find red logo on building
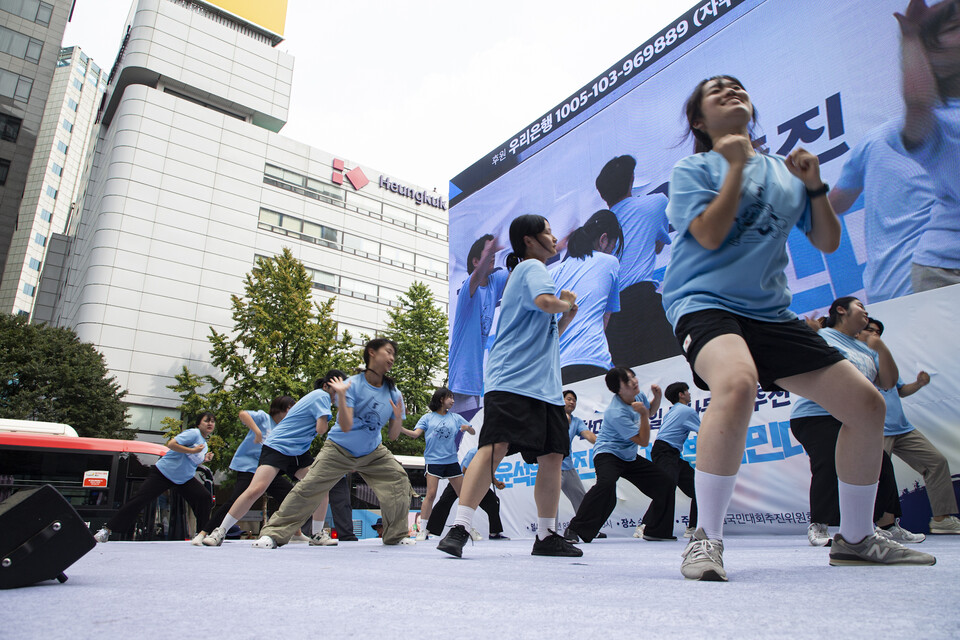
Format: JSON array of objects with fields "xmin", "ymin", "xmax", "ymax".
[{"xmin": 332, "ymin": 159, "xmax": 369, "ymax": 190}]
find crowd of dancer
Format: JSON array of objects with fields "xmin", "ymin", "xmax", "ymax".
[{"xmin": 94, "ymin": 7, "xmax": 960, "ymax": 579}]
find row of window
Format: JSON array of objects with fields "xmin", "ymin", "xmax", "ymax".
[
  {"xmin": 0, "ymin": 0, "xmax": 53, "ymax": 26},
  {"xmin": 263, "ymin": 164, "xmax": 448, "ymax": 240},
  {"xmin": 0, "ymin": 68, "xmax": 33, "ymax": 102},
  {"xmin": 0, "ymin": 24, "xmax": 43, "ymax": 63},
  {"xmin": 0, "ymin": 158, "xmax": 9, "ymax": 185},
  {"xmin": 258, "ymin": 208, "xmax": 447, "ymax": 279}
]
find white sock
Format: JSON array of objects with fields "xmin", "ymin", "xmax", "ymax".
[
  {"xmin": 695, "ymin": 469, "xmax": 738, "ymax": 541},
  {"xmin": 220, "ymin": 513, "xmax": 238, "ymax": 532},
  {"xmin": 454, "ymin": 505, "xmax": 476, "ymax": 529},
  {"xmin": 312, "ymin": 520, "xmax": 324, "ymax": 535},
  {"xmin": 537, "ymin": 518, "xmax": 556, "ymax": 540},
  {"xmin": 838, "ymin": 480, "xmax": 877, "ymax": 543}
]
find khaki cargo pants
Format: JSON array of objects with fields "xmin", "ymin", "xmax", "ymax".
[{"xmin": 260, "ymin": 441, "xmax": 412, "ymax": 545}]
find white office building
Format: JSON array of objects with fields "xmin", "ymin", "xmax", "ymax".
[
  {"xmin": 0, "ymin": 46, "xmax": 107, "ymax": 315},
  {"xmin": 40, "ymin": 0, "xmax": 449, "ymax": 436}
]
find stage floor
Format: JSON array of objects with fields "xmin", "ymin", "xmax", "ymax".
[{"xmin": 6, "ymin": 533, "xmax": 959, "ymax": 638}]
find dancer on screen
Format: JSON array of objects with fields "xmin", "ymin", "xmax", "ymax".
[{"xmin": 662, "ymin": 75, "xmax": 935, "ymax": 580}]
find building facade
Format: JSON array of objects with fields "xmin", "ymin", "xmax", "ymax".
[
  {"xmin": 42, "ymin": 0, "xmax": 449, "ymax": 437},
  {"xmin": 0, "ymin": 0, "xmax": 73, "ymax": 281},
  {"xmin": 0, "ymin": 46, "xmax": 106, "ymax": 315}
]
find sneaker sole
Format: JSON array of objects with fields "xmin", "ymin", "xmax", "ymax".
[
  {"xmin": 682, "ymin": 568, "xmax": 727, "ymax": 581},
  {"xmin": 437, "ymin": 541, "xmax": 464, "ymax": 558},
  {"xmin": 202, "ymin": 539, "xmax": 223, "ymax": 547},
  {"xmin": 642, "ymin": 535, "xmax": 678, "ymax": 542},
  {"xmin": 808, "ymin": 539, "xmax": 833, "ymax": 547},
  {"xmin": 531, "ymin": 549, "xmax": 584, "ymax": 557},
  {"xmin": 929, "ymin": 530, "xmax": 960, "ymax": 535}
]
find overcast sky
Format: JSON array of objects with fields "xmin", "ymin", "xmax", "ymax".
[{"xmin": 63, "ymin": 0, "xmax": 694, "ymax": 192}]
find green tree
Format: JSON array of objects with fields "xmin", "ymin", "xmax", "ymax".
[
  {"xmin": 379, "ymin": 281, "xmax": 448, "ymax": 456},
  {"xmin": 0, "ymin": 314, "xmax": 129, "ymax": 438},
  {"xmin": 163, "ymin": 249, "xmax": 361, "ymax": 472}
]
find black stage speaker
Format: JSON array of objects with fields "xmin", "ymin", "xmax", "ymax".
[{"xmin": 0, "ymin": 484, "xmax": 96, "ymax": 589}]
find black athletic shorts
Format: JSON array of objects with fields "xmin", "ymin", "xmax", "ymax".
[
  {"xmin": 479, "ymin": 391, "xmax": 569, "ymax": 464},
  {"xmin": 257, "ymin": 444, "xmax": 313, "ymax": 478},
  {"xmin": 674, "ymin": 309, "xmax": 844, "ymax": 392},
  {"xmin": 426, "ymin": 462, "xmax": 463, "ymax": 479}
]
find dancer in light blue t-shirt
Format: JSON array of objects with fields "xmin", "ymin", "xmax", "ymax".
[
  {"xmin": 650, "ymin": 382, "xmax": 700, "ymax": 539},
  {"xmin": 664, "ymin": 75, "xmax": 933, "ymax": 580},
  {"xmin": 558, "ymin": 390, "xmax": 597, "ymax": 523}
]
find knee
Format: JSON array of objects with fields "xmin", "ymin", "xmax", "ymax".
[
  {"xmin": 713, "ymin": 371, "xmax": 759, "ymax": 410},
  {"xmin": 860, "ymin": 387, "xmax": 886, "ymax": 427}
]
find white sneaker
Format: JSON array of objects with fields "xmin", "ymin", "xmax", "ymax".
[
  {"xmin": 309, "ymin": 529, "xmax": 338, "ymax": 546},
  {"xmin": 929, "ymin": 515, "xmax": 960, "ymax": 534},
  {"xmin": 470, "ymin": 528, "xmax": 483, "ymax": 541},
  {"xmin": 807, "ymin": 523, "xmax": 832, "ymax": 547},
  {"xmin": 680, "ymin": 528, "xmax": 726, "ymax": 581},
  {"xmin": 202, "ymin": 526, "xmax": 227, "ymax": 547},
  {"xmin": 190, "ymin": 532, "xmax": 206, "ymax": 546},
  {"xmin": 684, "ymin": 526, "xmax": 696, "ymax": 539},
  {"xmin": 93, "ymin": 527, "xmax": 110, "ymax": 543},
  {"xmin": 398, "ymin": 537, "xmax": 416, "ymax": 545},
  {"xmin": 252, "ymin": 535, "xmax": 277, "ymax": 549},
  {"xmin": 416, "ymin": 527, "xmax": 428, "ymax": 541},
  {"xmin": 290, "ymin": 530, "xmax": 310, "ymax": 543},
  {"xmin": 633, "ymin": 524, "xmax": 645, "ymax": 539},
  {"xmin": 876, "ymin": 520, "xmax": 925, "ymax": 544}
]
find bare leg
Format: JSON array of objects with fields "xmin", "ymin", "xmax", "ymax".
[
  {"xmin": 458, "ymin": 443, "xmax": 509, "ymax": 508},
  {"xmin": 534, "ymin": 453, "xmax": 563, "ymax": 519},
  {"xmin": 225, "ymin": 465, "xmax": 282, "ymax": 521},
  {"xmin": 420, "ymin": 474, "xmax": 440, "ymax": 521}
]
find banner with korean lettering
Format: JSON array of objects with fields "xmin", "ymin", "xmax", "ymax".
[{"xmin": 445, "ymin": 0, "xmax": 960, "ymax": 535}]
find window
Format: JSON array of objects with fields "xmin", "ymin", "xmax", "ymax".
[
  {"xmin": 0, "ymin": 68, "xmax": 33, "ymax": 102},
  {"xmin": 340, "ymin": 276, "xmax": 378, "ymax": 298},
  {"xmin": 258, "ymin": 208, "xmax": 280, "ymax": 226},
  {"xmin": 382, "ymin": 204, "xmax": 416, "ymax": 226},
  {"xmin": 16, "ymin": 309, "xmax": 29, "ymax": 317},
  {"xmin": 1, "ymin": 114, "xmax": 22, "ymax": 142},
  {"xmin": 305, "ymin": 177, "xmax": 343, "ymax": 201},
  {"xmin": 50, "ymin": 162, "xmax": 62, "ymax": 176},
  {"xmin": 45, "ymin": 185, "xmax": 57, "ymax": 199},
  {"xmin": 416, "ymin": 215, "xmax": 447, "ymax": 236},
  {"xmin": 34, "ymin": 233, "xmax": 46, "ymax": 247},
  {"xmin": 0, "ymin": 0, "xmax": 54, "ymax": 25},
  {"xmin": 56, "ymin": 140, "xmax": 67, "ymax": 154},
  {"xmin": 0, "ymin": 158, "xmax": 9, "ymax": 185},
  {"xmin": 302, "ymin": 220, "xmax": 338, "ymax": 245},
  {"xmin": 380, "ymin": 244, "xmax": 414, "ymax": 265},
  {"xmin": 72, "ymin": 78, "xmax": 82, "ymax": 91},
  {"xmin": 0, "ymin": 25, "xmax": 43, "ymax": 63},
  {"xmin": 415, "ymin": 254, "xmax": 447, "ymax": 274},
  {"xmin": 67, "ymin": 98, "xmax": 78, "ymax": 111},
  {"xmin": 307, "ymin": 268, "xmax": 337, "ymax": 290},
  {"xmin": 264, "ymin": 164, "xmax": 284, "ymax": 179},
  {"xmin": 282, "ymin": 168, "xmax": 305, "ymax": 187},
  {"xmin": 28, "ymin": 258, "xmax": 40, "ymax": 270},
  {"xmin": 342, "ymin": 233, "xmax": 379, "ymax": 255},
  {"xmin": 22, "ymin": 283, "xmax": 35, "ymax": 296},
  {"xmin": 39, "ymin": 208, "xmax": 52, "ymax": 222},
  {"xmin": 61, "ymin": 119, "xmax": 73, "ymax": 133}
]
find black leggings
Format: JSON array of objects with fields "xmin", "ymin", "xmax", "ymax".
[
  {"xmin": 651, "ymin": 439, "xmax": 697, "ymax": 528},
  {"xmin": 202, "ymin": 470, "xmax": 295, "ymax": 533},
  {"xmin": 108, "ymin": 466, "xmax": 212, "ymax": 534},
  {"xmin": 426, "ymin": 483, "xmax": 503, "ymax": 536},
  {"xmin": 790, "ymin": 415, "xmax": 901, "ymax": 524}
]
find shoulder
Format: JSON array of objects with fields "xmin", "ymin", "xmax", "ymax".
[{"xmin": 594, "ymin": 252, "xmax": 620, "ymax": 269}]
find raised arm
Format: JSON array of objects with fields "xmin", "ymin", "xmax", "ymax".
[
  {"xmin": 864, "ymin": 333, "xmax": 900, "ymax": 391},
  {"xmin": 648, "ymin": 384, "xmax": 663, "ymax": 416},
  {"xmin": 166, "ymin": 437, "xmax": 204, "ymax": 454},
  {"xmin": 538, "ymin": 290, "xmax": 578, "ymax": 335},
  {"xmin": 238, "ymin": 410, "xmax": 263, "ymax": 443},
  {"xmin": 896, "ymin": 2, "xmax": 939, "ymax": 149},
  {"xmin": 687, "ymin": 134, "xmax": 751, "ymax": 250},
  {"xmin": 786, "ymin": 148, "xmax": 841, "ymax": 253},
  {"xmin": 469, "ymin": 239, "xmax": 500, "ymax": 296},
  {"xmin": 628, "ymin": 403, "xmax": 652, "ymax": 447},
  {"xmin": 899, "ymin": 371, "xmax": 930, "ymax": 397}
]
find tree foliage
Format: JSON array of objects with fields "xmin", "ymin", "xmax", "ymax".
[
  {"xmin": 0, "ymin": 314, "xmax": 129, "ymax": 438},
  {"xmin": 163, "ymin": 249, "xmax": 361, "ymax": 472}
]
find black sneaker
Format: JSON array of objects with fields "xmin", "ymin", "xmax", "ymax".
[
  {"xmin": 563, "ymin": 527, "xmax": 581, "ymax": 543},
  {"xmin": 595, "ymin": 532, "xmax": 607, "ymax": 539},
  {"xmin": 488, "ymin": 532, "xmax": 511, "ymax": 540},
  {"xmin": 437, "ymin": 524, "xmax": 470, "ymax": 557},
  {"xmin": 532, "ymin": 531, "xmax": 584, "ymax": 557}
]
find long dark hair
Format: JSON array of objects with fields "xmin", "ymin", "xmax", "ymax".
[
  {"xmin": 566, "ymin": 209, "xmax": 623, "ymax": 260},
  {"xmin": 683, "ymin": 75, "xmax": 759, "ymax": 153},
  {"xmin": 825, "ymin": 296, "xmax": 859, "ymax": 328},
  {"xmin": 428, "ymin": 387, "xmax": 454, "ymax": 412},
  {"xmin": 505, "ymin": 214, "xmax": 548, "ymax": 271},
  {"xmin": 363, "ymin": 338, "xmax": 398, "ymax": 390}
]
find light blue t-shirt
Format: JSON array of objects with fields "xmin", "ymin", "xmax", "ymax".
[
  {"xmin": 484, "ymin": 259, "xmax": 563, "ymax": 405},
  {"xmin": 835, "ymin": 121, "xmax": 934, "ymax": 302},
  {"xmin": 156, "ymin": 427, "xmax": 208, "ymax": 485},
  {"xmin": 230, "ymin": 410, "xmax": 277, "ymax": 473},
  {"xmin": 910, "ymin": 100, "xmax": 960, "ymax": 269},
  {"xmin": 327, "ymin": 373, "xmax": 405, "ymax": 457},
  {"xmin": 263, "ymin": 389, "xmax": 332, "ymax": 457},
  {"xmin": 417, "ymin": 411, "xmax": 470, "ymax": 464},
  {"xmin": 448, "ymin": 269, "xmax": 509, "ymax": 396},
  {"xmin": 594, "ymin": 392, "xmax": 650, "ymax": 462},
  {"xmin": 461, "ymin": 447, "xmax": 478, "ymax": 471},
  {"xmin": 791, "ymin": 328, "xmax": 879, "ymax": 418},
  {"xmin": 882, "ymin": 378, "xmax": 915, "ymax": 437},
  {"xmin": 662, "ymin": 152, "xmax": 812, "ymax": 326},
  {"xmin": 656, "ymin": 403, "xmax": 700, "ymax": 451},
  {"xmin": 562, "ymin": 415, "xmax": 590, "ymax": 471},
  {"xmin": 609, "ymin": 194, "xmax": 671, "ymax": 290},
  {"xmin": 551, "ymin": 252, "xmax": 621, "ymax": 369}
]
